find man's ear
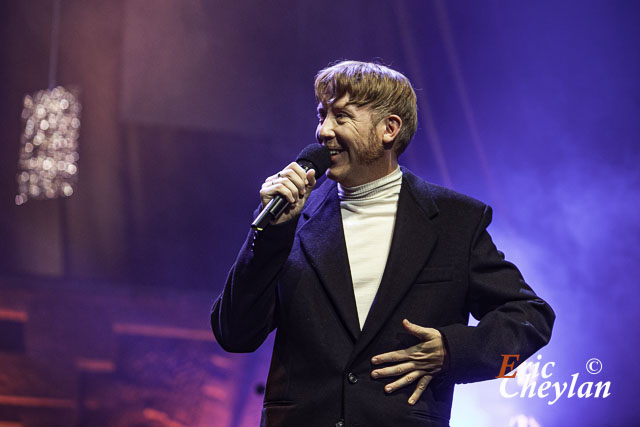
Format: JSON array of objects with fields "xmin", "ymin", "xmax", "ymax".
[{"xmin": 381, "ymin": 115, "xmax": 402, "ymax": 147}]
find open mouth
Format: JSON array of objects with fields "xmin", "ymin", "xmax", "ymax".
[{"xmin": 327, "ymin": 148, "xmax": 344, "ymax": 156}]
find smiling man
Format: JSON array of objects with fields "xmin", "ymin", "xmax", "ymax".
[
  {"xmin": 211, "ymin": 61, "xmax": 555, "ymax": 427},
  {"xmin": 317, "ymin": 93, "xmax": 400, "ymax": 186}
]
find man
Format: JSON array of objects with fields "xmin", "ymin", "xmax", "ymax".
[{"xmin": 211, "ymin": 61, "xmax": 555, "ymax": 427}]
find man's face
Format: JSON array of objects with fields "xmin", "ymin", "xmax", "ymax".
[{"xmin": 315, "ymin": 94, "xmax": 388, "ymax": 187}]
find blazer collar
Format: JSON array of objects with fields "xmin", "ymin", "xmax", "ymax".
[
  {"xmin": 349, "ymin": 167, "xmax": 439, "ymax": 362},
  {"xmin": 298, "ymin": 178, "xmax": 361, "ymax": 341}
]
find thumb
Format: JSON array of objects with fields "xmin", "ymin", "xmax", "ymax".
[
  {"xmin": 300, "ymin": 170, "xmax": 317, "ymax": 203},
  {"xmin": 306, "ymin": 169, "xmax": 317, "ymax": 188},
  {"xmin": 402, "ymin": 319, "xmax": 435, "ymax": 341}
]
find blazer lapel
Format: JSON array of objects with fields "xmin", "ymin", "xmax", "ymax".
[
  {"xmin": 298, "ymin": 182, "xmax": 361, "ymax": 342},
  {"xmin": 349, "ymin": 171, "xmax": 439, "ymax": 362}
]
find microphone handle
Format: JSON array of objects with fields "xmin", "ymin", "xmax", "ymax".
[{"xmin": 251, "ymin": 162, "xmax": 313, "ymax": 231}]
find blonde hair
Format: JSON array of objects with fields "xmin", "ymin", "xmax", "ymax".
[{"xmin": 314, "ymin": 60, "xmax": 418, "ymax": 155}]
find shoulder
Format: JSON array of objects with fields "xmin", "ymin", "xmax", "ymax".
[{"xmin": 400, "ymin": 166, "xmax": 488, "ymax": 219}]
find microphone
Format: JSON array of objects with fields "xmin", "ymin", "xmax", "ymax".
[{"xmin": 251, "ymin": 144, "xmax": 331, "ymax": 231}]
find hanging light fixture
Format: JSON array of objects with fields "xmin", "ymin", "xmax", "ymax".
[
  {"xmin": 16, "ymin": 87, "xmax": 81, "ymax": 205},
  {"xmin": 15, "ymin": 0, "xmax": 81, "ymax": 205}
]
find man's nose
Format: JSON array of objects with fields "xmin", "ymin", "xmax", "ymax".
[{"xmin": 316, "ymin": 119, "xmax": 335, "ymax": 143}]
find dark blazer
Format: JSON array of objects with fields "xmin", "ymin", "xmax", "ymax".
[{"xmin": 211, "ymin": 167, "xmax": 555, "ymax": 427}]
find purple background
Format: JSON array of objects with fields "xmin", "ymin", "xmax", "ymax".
[{"xmin": 0, "ymin": 0, "xmax": 638, "ymax": 426}]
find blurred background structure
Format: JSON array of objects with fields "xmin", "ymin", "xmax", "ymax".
[{"xmin": 1, "ymin": 0, "xmax": 639, "ymax": 426}]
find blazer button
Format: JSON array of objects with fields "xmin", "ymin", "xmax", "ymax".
[
  {"xmin": 335, "ymin": 420, "xmax": 344, "ymax": 427},
  {"xmin": 347, "ymin": 372, "xmax": 358, "ymax": 384}
]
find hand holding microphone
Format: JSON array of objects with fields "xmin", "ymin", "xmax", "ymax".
[{"xmin": 252, "ymin": 144, "xmax": 331, "ymax": 230}]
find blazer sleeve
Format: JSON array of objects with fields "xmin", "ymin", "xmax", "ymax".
[
  {"xmin": 210, "ymin": 216, "xmax": 299, "ymax": 353},
  {"xmin": 437, "ymin": 204, "xmax": 555, "ymax": 384}
]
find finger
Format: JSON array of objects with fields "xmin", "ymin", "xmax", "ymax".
[
  {"xmin": 382, "ymin": 370, "xmax": 427, "ymax": 394},
  {"xmin": 263, "ymin": 162, "xmax": 307, "ymax": 186},
  {"xmin": 371, "ymin": 349, "xmax": 410, "ymax": 365},
  {"xmin": 273, "ymin": 178, "xmax": 300, "ymax": 203},
  {"xmin": 408, "ymin": 375, "xmax": 432, "ymax": 405},
  {"xmin": 260, "ymin": 179, "xmax": 297, "ymax": 204},
  {"xmin": 287, "ymin": 162, "xmax": 309, "ymax": 183},
  {"xmin": 278, "ymin": 168, "xmax": 307, "ymax": 197},
  {"xmin": 371, "ymin": 361, "xmax": 416, "ymax": 379},
  {"xmin": 261, "ymin": 175, "xmax": 279, "ymax": 188}
]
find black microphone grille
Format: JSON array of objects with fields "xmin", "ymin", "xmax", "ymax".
[{"xmin": 296, "ymin": 144, "xmax": 331, "ymax": 176}]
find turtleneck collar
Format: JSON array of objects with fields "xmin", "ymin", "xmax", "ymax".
[{"xmin": 338, "ymin": 167, "xmax": 402, "ymax": 201}]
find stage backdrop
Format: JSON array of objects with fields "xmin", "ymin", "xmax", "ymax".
[{"xmin": 0, "ymin": 0, "xmax": 638, "ymax": 426}]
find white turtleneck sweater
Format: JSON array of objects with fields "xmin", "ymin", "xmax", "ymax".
[{"xmin": 338, "ymin": 167, "xmax": 402, "ymax": 330}]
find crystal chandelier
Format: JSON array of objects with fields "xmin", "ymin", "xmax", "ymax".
[{"xmin": 15, "ymin": 87, "xmax": 81, "ymax": 205}]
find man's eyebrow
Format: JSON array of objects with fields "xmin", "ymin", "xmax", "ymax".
[
  {"xmin": 336, "ymin": 102, "xmax": 358, "ymax": 111},
  {"xmin": 316, "ymin": 102, "xmax": 356, "ymax": 116}
]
